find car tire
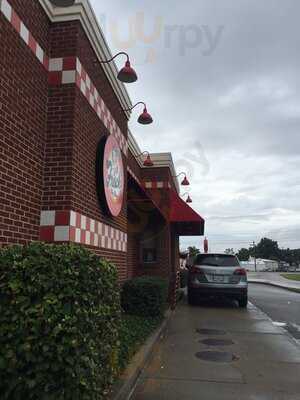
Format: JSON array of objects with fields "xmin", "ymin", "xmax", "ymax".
[
  {"xmin": 239, "ymin": 296, "xmax": 248, "ymax": 308},
  {"xmin": 188, "ymin": 291, "xmax": 196, "ymax": 306}
]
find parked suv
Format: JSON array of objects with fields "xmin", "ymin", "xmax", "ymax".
[{"xmin": 187, "ymin": 253, "xmax": 248, "ymax": 307}]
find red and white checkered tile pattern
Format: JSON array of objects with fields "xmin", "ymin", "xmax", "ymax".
[
  {"xmin": 75, "ymin": 59, "xmax": 128, "ymax": 155},
  {"xmin": 48, "ymin": 56, "xmax": 77, "ymax": 85},
  {"xmin": 1, "ymin": 0, "xmax": 128, "ymax": 156},
  {"xmin": 1, "ymin": 0, "xmax": 49, "ymax": 70},
  {"xmin": 48, "ymin": 57, "xmax": 128, "ymax": 155},
  {"xmin": 143, "ymin": 181, "xmax": 172, "ymax": 189},
  {"xmin": 40, "ymin": 210, "xmax": 127, "ymax": 253}
]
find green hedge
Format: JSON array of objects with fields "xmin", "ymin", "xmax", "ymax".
[
  {"xmin": 0, "ymin": 242, "xmax": 121, "ymax": 400},
  {"xmin": 118, "ymin": 314, "xmax": 162, "ymax": 371},
  {"xmin": 121, "ymin": 276, "xmax": 168, "ymax": 317}
]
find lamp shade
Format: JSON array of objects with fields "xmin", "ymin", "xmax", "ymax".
[
  {"xmin": 186, "ymin": 195, "xmax": 192, "ymax": 203},
  {"xmin": 143, "ymin": 154, "xmax": 154, "ymax": 167},
  {"xmin": 138, "ymin": 107, "xmax": 153, "ymax": 125},
  {"xmin": 181, "ymin": 176, "xmax": 190, "ymax": 186},
  {"xmin": 49, "ymin": 0, "xmax": 75, "ymax": 6},
  {"xmin": 117, "ymin": 60, "xmax": 138, "ymax": 83}
]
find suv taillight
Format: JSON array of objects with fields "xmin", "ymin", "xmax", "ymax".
[
  {"xmin": 234, "ymin": 268, "xmax": 247, "ymax": 276},
  {"xmin": 190, "ymin": 266, "xmax": 204, "ymax": 275}
]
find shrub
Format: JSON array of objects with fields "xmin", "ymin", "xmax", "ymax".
[
  {"xmin": 0, "ymin": 242, "xmax": 121, "ymax": 400},
  {"xmin": 118, "ymin": 314, "xmax": 162, "ymax": 371},
  {"xmin": 121, "ymin": 276, "xmax": 168, "ymax": 317},
  {"xmin": 176, "ymin": 289, "xmax": 184, "ymax": 303}
]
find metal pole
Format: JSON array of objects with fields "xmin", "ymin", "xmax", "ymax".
[{"xmin": 253, "ymin": 241, "xmax": 257, "ymax": 272}]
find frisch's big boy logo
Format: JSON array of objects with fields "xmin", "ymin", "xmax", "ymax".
[{"xmin": 96, "ymin": 135, "xmax": 124, "ymax": 217}]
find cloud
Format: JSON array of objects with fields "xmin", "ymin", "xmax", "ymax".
[
  {"xmin": 208, "ymin": 214, "xmax": 271, "ymax": 223},
  {"xmin": 90, "ymin": 0, "xmax": 300, "ymax": 252}
]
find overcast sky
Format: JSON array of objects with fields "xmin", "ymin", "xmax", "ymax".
[{"xmin": 90, "ymin": 0, "xmax": 300, "ymax": 253}]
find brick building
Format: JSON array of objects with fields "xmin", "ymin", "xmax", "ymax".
[{"xmin": 0, "ymin": 0, "xmax": 205, "ymax": 300}]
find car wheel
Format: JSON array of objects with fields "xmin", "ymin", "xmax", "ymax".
[{"xmin": 239, "ymin": 296, "xmax": 248, "ymax": 308}]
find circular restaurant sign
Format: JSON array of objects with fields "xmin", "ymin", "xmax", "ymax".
[{"xmin": 96, "ymin": 135, "xmax": 124, "ymax": 217}]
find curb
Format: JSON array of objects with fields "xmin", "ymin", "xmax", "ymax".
[
  {"xmin": 110, "ymin": 310, "xmax": 173, "ymax": 400},
  {"xmin": 248, "ymin": 279, "xmax": 300, "ymax": 294}
]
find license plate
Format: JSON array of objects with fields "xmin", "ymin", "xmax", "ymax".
[{"xmin": 212, "ymin": 275, "xmax": 224, "ymax": 283}]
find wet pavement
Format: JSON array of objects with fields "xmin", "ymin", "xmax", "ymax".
[
  {"xmin": 249, "ymin": 283, "xmax": 300, "ymax": 340},
  {"xmin": 130, "ymin": 299, "xmax": 300, "ymax": 400}
]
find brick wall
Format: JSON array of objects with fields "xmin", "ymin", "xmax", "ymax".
[
  {"xmin": 49, "ymin": 21, "xmax": 78, "ymax": 58},
  {"xmin": 127, "ymin": 177, "xmax": 172, "ymax": 281},
  {"xmin": 72, "ymin": 22, "xmax": 128, "ymax": 279},
  {"xmin": 44, "ymin": 19, "xmax": 128, "ymax": 279},
  {"xmin": 0, "ymin": 0, "xmax": 49, "ymax": 246},
  {"xmin": 71, "ymin": 89, "xmax": 128, "ymax": 280},
  {"xmin": 0, "ymin": 1, "xmax": 128, "ymax": 280},
  {"xmin": 128, "ymin": 224, "xmax": 171, "ymax": 279},
  {"xmin": 8, "ymin": 0, "xmax": 50, "ymax": 50},
  {"xmin": 127, "ymin": 233, "xmax": 139, "ymax": 279},
  {"xmin": 0, "ymin": 0, "xmax": 180, "ymax": 290},
  {"xmin": 127, "ymin": 178, "xmax": 171, "ymax": 278},
  {"xmin": 76, "ymin": 26, "xmax": 128, "ymax": 136},
  {"xmin": 42, "ymin": 85, "xmax": 75, "ymax": 211},
  {"xmin": 72, "ymin": 88, "xmax": 127, "ymax": 232}
]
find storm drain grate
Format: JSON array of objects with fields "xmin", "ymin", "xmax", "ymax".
[
  {"xmin": 196, "ymin": 328, "xmax": 227, "ymax": 336},
  {"xmin": 200, "ymin": 338, "xmax": 234, "ymax": 346},
  {"xmin": 195, "ymin": 351, "xmax": 239, "ymax": 363}
]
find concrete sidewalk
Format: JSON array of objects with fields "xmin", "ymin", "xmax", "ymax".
[
  {"xmin": 248, "ymin": 272, "xmax": 300, "ymax": 292},
  {"xmin": 131, "ymin": 300, "xmax": 300, "ymax": 400}
]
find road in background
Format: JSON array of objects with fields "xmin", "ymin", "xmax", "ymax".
[
  {"xmin": 248, "ymin": 272, "xmax": 300, "ymax": 291},
  {"xmin": 249, "ymin": 283, "xmax": 300, "ymax": 340}
]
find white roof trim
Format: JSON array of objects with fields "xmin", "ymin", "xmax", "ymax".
[
  {"xmin": 39, "ymin": 0, "xmax": 132, "ymax": 117},
  {"xmin": 128, "ymin": 129, "xmax": 143, "ymax": 165}
]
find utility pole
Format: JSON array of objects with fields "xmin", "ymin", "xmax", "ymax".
[{"xmin": 250, "ymin": 241, "xmax": 257, "ymax": 272}]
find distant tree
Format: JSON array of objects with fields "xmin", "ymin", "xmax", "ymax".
[
  {"xmin": 237, "ymin": 248, "xmax": 250, "ymax": 261},
  {"xmin": 188, "ymin": 246, "xmax": 200, "ymax": 258},
  {"xmin": 236, "ymin": 238, "xmax": 300, "ymax": 265},
  {"xmin": 224, "ymin": 248, "xmax": 235, "ymax": 255},
  {"xmin": 281, "ymin": 248, "xmax": 295, "ymax": 265},
  {"xmin": 255, "ymin": 238, "xmax": 280, "ymax": 260}
]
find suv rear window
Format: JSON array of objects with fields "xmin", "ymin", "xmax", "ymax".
[{"xmin": 194, "ymin": 254, "xmax": 239, "ymax": 267}]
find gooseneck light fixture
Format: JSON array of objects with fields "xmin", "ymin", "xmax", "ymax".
[
  {"xmin": 100, "ymin": 52, "xmax": 138, "ymax": 83},
  {"xmin": 181, "ymin": 192, "xmax": 193, "ymax": 203},
  {"xmin": 174, "ymin": 172, "xmax": 190, "ymax": 186},
  {"xmin": 123, "ymin": 102, "xmax": 153, "ymax": 125},
  {"xmin": 49, "ymin": 0, "xmax": 76, "ymax": 6},
  {"xmin": 136, "ymin": 151, "xmax": 154, "ymax": 167}
]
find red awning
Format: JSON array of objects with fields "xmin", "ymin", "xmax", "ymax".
[
  {"xmin": 129, "ymin": 173, "xmax": 205, "ymax": 236},
  {"xmin": 128, "ymin": 174, "xmax": 169, "ymax": 221},
  {"xmin": 169, "ymin": 190, "xmax": 205, "ymax": 236}
]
